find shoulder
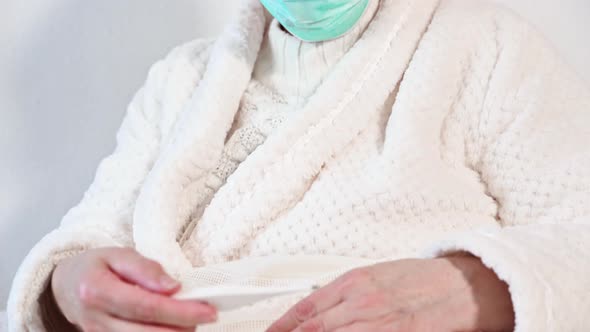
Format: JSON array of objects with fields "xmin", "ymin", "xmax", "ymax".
[
  {"xmin": 131, "ymin": 38, "xmax": 216, "ymax": 134},
  {"xmin": 430, "ymin": 0, "xmax": 547, "ymax": 51},
  {"xmin": 144, "ymin": 38, "xmax": 215, "ymax": 104},
  {"xmin": 422, "ymin": 0, "xmax": 563, "ymax": 84},
  {"xmin": 434, "ymin": 0, "xmax": 528, "ymax": 30},
  {"xmin": 145, "ymin": 38, "xmax": 216, "ymax": 91}
]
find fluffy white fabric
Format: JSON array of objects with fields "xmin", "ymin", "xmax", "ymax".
[
  {"xmin": 7, "ymin": 0, "xmax": 590, "ymax": 331},
  {"xmin": 179, "ymin": 0, "xmax": 380, "ymax": 250}
]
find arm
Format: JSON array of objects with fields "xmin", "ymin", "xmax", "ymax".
[
  {"xmin": 6, "ymin": 39, "xmax": 212, "ymax": 331},
  {"xmin": 426, "ymin": 18, "xmax": 590, "ymax": 332}
]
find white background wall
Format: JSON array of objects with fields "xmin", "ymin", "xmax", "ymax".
[{"xmin": 1, "ymin": 0, "xmax": 589, "ymax": 307}]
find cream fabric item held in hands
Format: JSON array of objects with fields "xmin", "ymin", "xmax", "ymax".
[{"xmin": 175, "ymin": 284, "xmax": 317, "ymax": 311}]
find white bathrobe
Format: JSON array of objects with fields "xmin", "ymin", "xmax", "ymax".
[{"xmin": 7, "ymin": 0, "xmax": 590, "ymax": 331}]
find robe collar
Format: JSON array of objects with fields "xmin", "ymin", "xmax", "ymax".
[{"xmin": 133, "ymin": 0, "xmax": 440, "ymax": 275}]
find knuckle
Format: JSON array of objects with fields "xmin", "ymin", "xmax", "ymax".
[
  {"xmin": 393, "ymin": 312, "xmax": 419, "ymax": 332},
  {"xmin": 79, "ymin": 318, "xmax": 104, "ymax": 332},
  {"xmin": 345, "ymin": 268, "xmax": 372, "ymax": 283},
  {"xmin": 77, "ymin": 281, "xmax": 99, "ymax": 307},
  {"xmin": 393, "ymin": 306, "xmax": 410, "ymax": 317},
  {"xmin": 300, "ymin": 319, "xmax": 325, "ymax": 332},
  {"xmin": 293, "ymin": 299, "xmax": 316, "ymax": 322},
  {"xmin": 338, "ymin": 269, "xmax": 372, "ymax": 294},
  {"xmin": 78, "ymin": 270, "xmax": 110, "ymax": 307},
  {"xmin": 342, "ymin": 269, "xmax": 371, "ymax": 287},
  {"xmin": 134, "ymin": 297, "xmax": 158, "ymax": 320},
  {"xmin": 355, "ymin": 292, "xmax": 386, "ymax": 310}
]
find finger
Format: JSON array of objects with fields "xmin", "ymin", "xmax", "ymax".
[
  {"xmin": 332, "ymin": 305, "xmax": 443, "ymax": 332},
  {"xmin": 333, "ymin": 321, "xmax": 383, "ymax": 332},
  {"xmin": 104, "ymin": 314, "xmax": 196, "ymax": 332},
  {"xmin": 104, "ymin": 248, "xmax": 180, "ymax": 293},
  {"xmin": 83, "ymin": 270, "xmax": 217, "ymax": 327},
  {"xmin": 267, "ymin": 269, "xmax": 370, "ymax": 332},
  {"xmin": 332, "ymin": 311, "xmax": 410, "ymax": 332},
  {"xmin": 293, "ymin": 294, "xmax": 392, "ymax": 332},
  {"xmin": 267, "ymin": 289, "xmax": 339, "ymax": 331}
]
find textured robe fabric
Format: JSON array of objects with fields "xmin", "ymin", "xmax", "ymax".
[{"xmin": 7, "ymin": 0, "xmax": 590, "ymax": 330}]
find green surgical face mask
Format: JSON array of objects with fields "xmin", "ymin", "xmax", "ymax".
[{"xmin": 260, "ymin": 0, "xmax": 370, "ymax": 42}]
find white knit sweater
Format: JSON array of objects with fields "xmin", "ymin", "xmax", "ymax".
[{"xmin": 7, "ymin": 0, "xmax": 590, "ymax": 331}]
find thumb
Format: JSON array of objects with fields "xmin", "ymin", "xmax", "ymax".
[{"xmin": 103, "ymin": 248, "xmax": 180, "ymax": 294}]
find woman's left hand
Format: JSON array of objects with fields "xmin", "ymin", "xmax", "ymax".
[{"xmin": 267, "ymin": 256, "xmax": 514, "ymax": 332}]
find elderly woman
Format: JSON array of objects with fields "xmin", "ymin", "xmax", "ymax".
[{"xmin": 7, "ymin": 0, "xmax": 590, "ymax": 331}]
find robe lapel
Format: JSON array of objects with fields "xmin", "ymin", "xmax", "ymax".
[
  {"xmin": 133, "ymin": 0, "xmax": 268, "ymax": 276},
  {"xmin": 197, "ymin": 0, "xmax": 441, "ymax": 263}
]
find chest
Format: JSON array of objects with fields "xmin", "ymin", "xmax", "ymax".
[{"xmin": 186, "ymin": 99, "xmax": 498, "ymax": 265}]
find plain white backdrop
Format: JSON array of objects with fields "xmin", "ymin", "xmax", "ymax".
[{"xmin": 1, "ymin": 0, "xmax": 589, "ymax": 307}]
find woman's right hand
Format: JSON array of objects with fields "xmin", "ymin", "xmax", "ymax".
[{"xmin": 51, "ymin": 247, "xmax": 217, "ymax": 332}]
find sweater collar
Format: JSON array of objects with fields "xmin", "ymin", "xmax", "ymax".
[{"xmin": 253, "ymin": 0, "xmax": 381, "ymax": 100}]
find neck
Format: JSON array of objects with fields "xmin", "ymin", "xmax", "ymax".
[{"xmin": 253, "ymin": 0, "xmax": 381, "ymax": 100}]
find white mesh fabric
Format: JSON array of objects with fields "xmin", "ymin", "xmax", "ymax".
[{"xmin": 177, "ymin": 255, "xmax": 376, "ymax": 331}]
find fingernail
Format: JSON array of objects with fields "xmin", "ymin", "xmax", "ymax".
[
  {"xmin": 201, "ymin": 305, "xmax": 218, "ymax": 322},
  {"xmin": 160, "ymin": 276, "xmax": 179, "ymax": 289},
  {"xmin": 208, "ymin": 312, "xmax": 218, "ymax": 322}
]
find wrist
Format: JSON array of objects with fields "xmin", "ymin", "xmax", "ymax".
[
  {"xmin": 41, "ymin": 267, "xmax": 79, "ymax": 331},
  {"xmin": 442, "ymin": 254, "xmax": 515, "ymax": 332}
]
